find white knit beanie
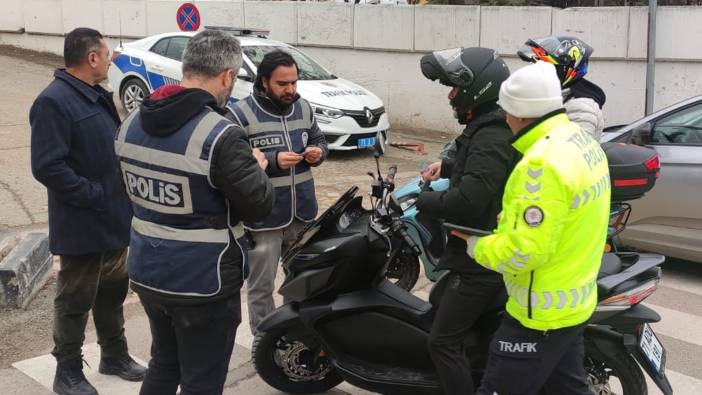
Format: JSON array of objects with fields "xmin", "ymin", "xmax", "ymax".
[{"xmin": 497, "ymin": 61, "xmax": 563, "ymax": 119}]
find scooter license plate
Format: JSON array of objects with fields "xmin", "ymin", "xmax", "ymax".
[
  {"xmin": 639, "ymin": 323, "xmax": 666, "ymax": 375},
  {"xmin": 357, "ymin": 137, "xmax": 376, "ymax": 148}
]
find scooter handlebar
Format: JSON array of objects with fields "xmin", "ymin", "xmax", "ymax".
[{"xmin": 397, "ymin": 225, "xmax": 421, "ymax": 256}]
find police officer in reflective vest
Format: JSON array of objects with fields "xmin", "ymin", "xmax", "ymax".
[
  {"xmin": 228, "ymin": 50, "xmax": 328, "ymax": 333},
  {"xmin": 115, "ymin": 30, "xmax": 274, "ymax": 394},
  {"xmin": 453, "ymin": 62, "xmax": 610, "ymax": 394}
]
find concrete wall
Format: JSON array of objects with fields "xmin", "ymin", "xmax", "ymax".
[{"xmin": 1, "ymin": 1, "xmax": 701, "ymax": 132}]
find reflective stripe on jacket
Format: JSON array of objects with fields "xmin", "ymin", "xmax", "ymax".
[{"xmin": 473, "ymin": 111, "xmax": 610, "ymax": 331}]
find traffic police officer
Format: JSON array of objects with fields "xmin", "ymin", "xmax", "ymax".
[
  {"xmin": 115, "ymin": 30, "xmax": 274, "ymax": 394},
  {"xmin": 228, "ymin": 50, "xmax": 328, "ymax": 333},
  {"xmin": 454, "ymin": 61, "xmax": 610, "ymax": 394}
]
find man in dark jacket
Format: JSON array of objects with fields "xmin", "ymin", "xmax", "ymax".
[
  {"xmin": 114, "ymin": 30, "xmax": 274, "ymax": 394},
  {"xmin": 30, "ymin": 27, "xmax": 146, "ymax": 395},
  {"xmin": 227, "ymin": 50, "xmax": 328, "ymax": 333},
  {"xmin": 416, "ymin": 48, "xmax": 517, "ymax": 394}
]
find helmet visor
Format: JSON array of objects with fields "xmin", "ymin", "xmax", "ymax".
[
  {"xmin": 523, "ymin": 37, "xmax": 564, "ymax": 65},
  {"xmin": 517, "ymin": 44, "xmax": 537, "ymax": 62},
  {"xmin": 529, "ymin": 36, "xmax": 563, "ymax": 54},
  {"xmin": 432, "ymin": 48, "xmax": 474, "ymax": 87}
]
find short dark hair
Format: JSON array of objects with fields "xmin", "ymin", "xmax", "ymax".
[
  {"xmin": 255, "ymin": 50, "xmax": 298, "ymax": 91},
  {"xmin": 64, "ymin": 28, "xmax": 104, "ymax": 68}
]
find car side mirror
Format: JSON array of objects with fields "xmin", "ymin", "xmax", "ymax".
[
  {"xmin": 237, "ymin": 68, "xmax": 253, "ymax": 82},
  {"xmin": 630, "ymin": 122, "xmax": 653, "ymax": 145}
]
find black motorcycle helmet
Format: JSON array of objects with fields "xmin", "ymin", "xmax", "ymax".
[{"xmin": 420, "ymin": 47, "xmax": 510, "ymax": 124}]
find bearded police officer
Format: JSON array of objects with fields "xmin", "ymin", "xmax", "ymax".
[
  {"xmin": 454, "ymin": 61, "xmax": 610, "ymax": 394},
  {"xmin": 227, "ymin": 50, "xmax": 328, "ymax": 333},
  {"xmin": 115, "ymin": 30, "xmax": 274, "ymax": 394}
]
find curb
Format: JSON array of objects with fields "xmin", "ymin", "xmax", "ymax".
[{"xmin": 0, "ymin": 232, "xmax": 52, "ymax": 308}]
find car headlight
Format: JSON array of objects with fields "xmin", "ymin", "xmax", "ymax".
[
  {"xmin": 399, "ymin": 197, "xmax": 417, "ymax": 212},
  {"xmin": 310, "ymin": 103, "xmax": 344, "ymax": 119}
]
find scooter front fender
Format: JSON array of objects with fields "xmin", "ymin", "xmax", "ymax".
[{"xmin": 257, "ymin": 303, "xmax": 303, "ymax": 333}]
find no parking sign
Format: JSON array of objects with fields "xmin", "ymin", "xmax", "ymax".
[{"xmin": 176, "ymin": 3, "xmax": 200, "ymax": 32}]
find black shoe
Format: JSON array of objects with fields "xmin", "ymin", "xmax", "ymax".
[
  {"xmin": 53, "ymin": 358, "xmax": 98, "ymax": 395},
  {"xmin": 98, "ymin": 354, "xmax": 147, "ymax": 382}
]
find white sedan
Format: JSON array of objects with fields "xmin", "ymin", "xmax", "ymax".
[{"xmin": 108, "ymin": 27, "xmax": 389, "ymax": 150}]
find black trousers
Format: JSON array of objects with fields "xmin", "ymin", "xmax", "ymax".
[
  {"xmin": 139, "ymin": 293, "xmax": 242, "ymax": 395},
  {"xmin": 428, "ymin": 273, "xmax": 505, "ymax": 395},
  {"xmin": 476, "ymin": 315, "xmax": 591, "ymax": 395},
  {"xmin": 52, "ymin": 249, "xmax": 129, "ymax": 363}
]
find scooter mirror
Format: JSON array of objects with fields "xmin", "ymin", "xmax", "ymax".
[{"xmin": 374, "ymin": 137, "xmax": 384, "ymax": 156}]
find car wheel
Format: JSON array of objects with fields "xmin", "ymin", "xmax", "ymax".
[{"xmin": 121, "ymin": 78, "xmax": 148, "ymax": 113}]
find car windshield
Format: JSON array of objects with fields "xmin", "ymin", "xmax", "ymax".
[{"xmin": 243, "ymin": 45, "xmax": 335, "ymax": 81}]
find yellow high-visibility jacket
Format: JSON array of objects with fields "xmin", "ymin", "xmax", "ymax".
[{"xmin": 472, "ymin": 111, "xmax": 610, "ymax": 331}]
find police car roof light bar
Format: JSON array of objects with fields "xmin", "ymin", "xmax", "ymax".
[{"xmin": 204, "ymin": 26, "xmax": 270, "ymax": 38}]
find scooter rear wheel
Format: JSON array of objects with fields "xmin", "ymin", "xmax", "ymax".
[
  {"xmin": 253, "ymin": 328, "xmax": 343, "ymax": 394},
  {"xmin": 585, "ymin": 351, "xmax": 647, "ymax": 395}
]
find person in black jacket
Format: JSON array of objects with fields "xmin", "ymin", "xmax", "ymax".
[
  {"xmin": 416, "ymin": 47, "xmax": 517, "ymax": 395},
  {"xmin": 30, "ymin": 28, "xmax": 146, "ymax": 395},
  {"xmin": 114, "ymin": 30, "xmax": 274, "ymax": 395}
]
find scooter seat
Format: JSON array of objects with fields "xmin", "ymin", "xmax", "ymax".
[
  {"xmin": 598, "ymin": 253, "xmax": 623, "ymax": 279},
  {"xmin": 429, "ymin": 272, "xmax": 507, "ymax": 312}
]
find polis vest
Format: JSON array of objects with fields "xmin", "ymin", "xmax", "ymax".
[
  {"xmin": 228, "ymin": 96, "xmax": 318, "ymax": 230},
  {"xmin": 115, "ymin": 107, "xmax": 246, "ymax": 296}
]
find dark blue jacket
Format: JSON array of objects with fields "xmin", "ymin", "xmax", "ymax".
[{"xmin": 30, "ymin": 69, "xmax": 132, "ymax": 255}]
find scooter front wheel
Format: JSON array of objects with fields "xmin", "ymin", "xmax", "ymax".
[
  {"xmin": 253, "ymin": 328, "xmax": 343, "ymax": 394},
  {"xmin": 386, "ymin": 253, "xmax": 420, "ymax": 291}
]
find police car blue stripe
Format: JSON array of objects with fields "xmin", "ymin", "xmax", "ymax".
[
  {"xmin": 146, "ymin": 72, "xmax": 166, "ymax": 91},
  {"xmin": 113, "ymin": 54, "xmax": 151, "ymax": 89},
  {"xmin": 113, "ymin": 54, "xmax": 180, "ymax": 91}
]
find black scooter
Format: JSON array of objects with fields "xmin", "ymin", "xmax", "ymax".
[{"xmin": 253, "ymin": 147, "xmax": 673, "ymax": 395}]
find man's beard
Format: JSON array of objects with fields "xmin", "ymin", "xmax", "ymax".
[
  {"xmin": 217, "ymin": 81, "xmax": 234, "ymax": 108},
  {"xmin": 267, "ymin": 90, "xmax": 295, "ymax": 109}
]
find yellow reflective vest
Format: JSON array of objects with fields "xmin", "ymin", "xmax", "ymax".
[{"xmin": 472, "ymin": 111, "xmax": 610, "ymax": 331}]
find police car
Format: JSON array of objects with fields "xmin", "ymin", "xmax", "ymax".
[{"xmin": 107, "ymin": 27, "xmax": 389, "ymax": 150}]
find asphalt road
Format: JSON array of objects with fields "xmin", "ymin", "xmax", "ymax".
[{"xmin": 0, "ymin": 48, "xmax": 700, "ymax": 394}]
